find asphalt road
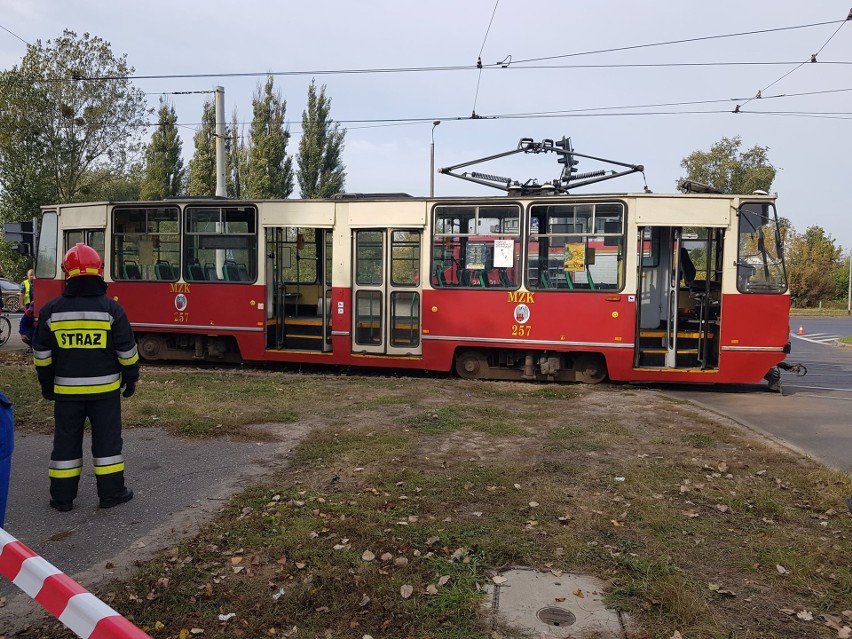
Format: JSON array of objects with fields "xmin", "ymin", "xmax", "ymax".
[
  {"xmin": 0, "ymin": 338, "xmax": 309, "ymax": 632},
  {"xmin": 661, "ymin": 316, "xmax": 852, "ymax": 472}
]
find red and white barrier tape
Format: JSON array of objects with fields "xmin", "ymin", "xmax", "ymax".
[{"xmin": 0, "ymin": 528, "xmax": 151, "ymax": 639}]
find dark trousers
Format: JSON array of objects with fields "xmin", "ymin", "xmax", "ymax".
[{"xmin": 50, "ymin": 394, "xmax": 125, "ymax": 502}]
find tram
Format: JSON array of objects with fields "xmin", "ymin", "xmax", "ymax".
[{"xmin": 31, "ymin": 138, "xmax": 791, "ymax": 385}]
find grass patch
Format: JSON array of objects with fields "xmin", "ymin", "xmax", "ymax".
[{"xmin": 5, "ymin": 356, "xmax": 850, "ymax": 639}]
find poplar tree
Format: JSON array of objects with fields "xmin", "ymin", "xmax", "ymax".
[
  {"xmin": 296, "ymin": 80, "xmax": 346, "ymax": 199},
  {"xmin": 140, "ymin": 97, "xmax": 184, "ymax": 200},
  {"xmin": 227, "ymin": 110, "xmax": 247, "ymax": 198},
  {"xmin": 187, "ymin": 100, "xmax": 217, "ymax": 196},
  {"xmin": 245, "ymin": 76, "xmax": 293, "ymax": 199}
]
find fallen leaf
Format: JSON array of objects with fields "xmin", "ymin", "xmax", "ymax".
[
  {"xmin": 190, "ymin": 630, "xmax": 205, "ymax": 635},
  {"xmin": 359, "ymin": 594, "xmax": 370, "ymax": 607},
  {"xmin": 492, "ymin": 576, "xmax": 508, "ymax": 585},
  {"xmin": 426, "ymin": 584, "xmax": 438, "ymax": 595},
  {"xmin": 776, "ymin": 564, "xmax": 788, "ymax": 574},
  {"xmin": 574, "ymin": 589, "xmax": 584, "ymax": 598},
  {"xmin": 400, "ymin": 584, "xmax": 414, "ymax": 599},
  {"xmin": 438, "ymin": 575, "xmax": 450, "ymax": 586},
  {"xmin": 394, "ymin": 556, "xmax": 409, "ymax": 567},
  {"xmin": 670, "ymin": 632, "xmax": 684, "ymax": 639},
  {"xmin": 837, "ymin": 628, "xmax": 851, "ymax": 639},
  {"xmin": 529, "ymin": 501, "xmax": 539, "ymax": 508},
  {"xmin": 718, "ymin": 461, "xmax": 728, "ymax": 472},
  {"xmin": 715, "ymin": 504, "xmax": 730, "ymax": 513},
  {"xmin": 380, "ymin": 552, "xmax": 393, "ymax": 561},
  {"xmin": 218, "ymin": 613, "xmax": 236, "ymax": 622},
  {"xmin": 155, "ymin": 621, "xmax": 165, "ymax": 631},
  {"xmin": 361, "ymin": 550, "xmax": 375, "ymax": 561},
  {"xmin": 796, "ymin": 610, "xmax": 813, "ymax": 621},
  {"xmin": 708, "ymin": 583, "xmax": 720, "ymax": 591}
]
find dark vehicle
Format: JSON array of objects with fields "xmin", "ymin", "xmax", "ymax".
[{"xmin": 0, "ymin": 278, "xmax": 21, "ymax": 313}]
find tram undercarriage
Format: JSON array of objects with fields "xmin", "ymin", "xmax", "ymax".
[
  {"xmin": 137, "ymin": 332, "xmax": 243, "ymax": 364},
  {"xmin": 454, "ymin": 348, "xmax": 607, "ymax": 383}
]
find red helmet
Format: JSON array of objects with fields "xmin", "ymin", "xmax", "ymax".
[{"xmin": 63, "ymin": 243, "xmax": 103, "ymax": 279}]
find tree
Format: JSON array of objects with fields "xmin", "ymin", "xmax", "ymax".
[
  {"xmin": 0, "ymin": 30, "xmax": 148, "ymax": 207},
  {"xmin": 245, "ymin": 76, "xmax": 293, "ymax": 199},
  {"xmin": 297, "ymin": 80, "xmax": 346, "ymax": 199},
  {"xmin": 679, "ymin": 136, "xmax": 775, "ymax": 194},
  {"xmin": 187, "ymin": 100, "xmax": 217, "ymax": 196},
  {"xmin": 140, "ymin": 98, "xmax": 184, "ymax": 200},
  {"xmin": 227, "ymin": 110, "xmax": 247, "ymax": 198},
  {"xmin": 786, "ymin": 226, "xmax": 843, "ymax": 307}
]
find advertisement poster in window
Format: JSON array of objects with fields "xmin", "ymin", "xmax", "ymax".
[
  {"xmin": 465, "ymin": 242, "xmax": 487, "ymax": 270},
  {"xmin": 493, "ymin": 239, "xmax": 514, "ymax": 268},
  {"xmin": 564, "ymin": 243, "xmax": 586, "ymax": 272}
]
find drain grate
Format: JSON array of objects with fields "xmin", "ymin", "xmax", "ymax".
[{"xmin": 537, "ymin": 606, "xmax": 576, "ymax": 627}]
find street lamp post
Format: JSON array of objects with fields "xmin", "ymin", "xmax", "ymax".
[{"xmin": 430, "ymin": 120, "xmax": 441, "ymax": 197}]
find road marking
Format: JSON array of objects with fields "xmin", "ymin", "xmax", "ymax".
[{"xmin": 792, "ymin": 333, "xmax": 840, "ymax": 345}]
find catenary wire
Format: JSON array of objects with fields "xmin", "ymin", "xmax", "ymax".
[
  {"xmin": 737, "ymin": 17, "xmax": 849, "ymax": 110},
  {"xmin": 472, "ymin": 0, "xmax": 501, "ymax": 117}
]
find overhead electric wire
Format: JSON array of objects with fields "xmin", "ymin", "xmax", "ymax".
[
  {"xmin": 737, "ymin": 16, "xmax": 849, "ymax": 109},
  {"xmin": 0, "ymin": 22, "xmax": 30, "ymax": 47},
  {"xmin": 508, "ymin": 19, "xmax": 847, "ymax": 65},
  {"xmin": 472, "ymin": 0, "xmax": 501, "ymax": 117},
  {"xmin": 4, "ymin": 18, "xmax": 846, "ymax": 83}
]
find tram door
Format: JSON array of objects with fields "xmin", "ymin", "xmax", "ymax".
[
  {"xmin": 351, "ymin": 229, "xmax": 422, "ymax": 356},
  {"xmin": 266, "ymin": 227, "xmax": 332, "ymax": 352},
  {"xmin": 635, "ymin": 226, "xmax": 723, "ymax": 370}
]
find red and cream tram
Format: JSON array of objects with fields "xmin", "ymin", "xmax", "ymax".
[{"xmin": 31, "ymin": 183, "xmax": 790, "ymax": 385}]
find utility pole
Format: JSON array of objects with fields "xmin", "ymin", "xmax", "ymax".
[
  {"xmin": 847, "ymin": 250, "xmax": 851, "ymax": 315},
  {"xmin": 214, "ymin": 86, "xmax": 227, "ymax": 197},
  {"xmin": 430, "ymin": 120, "xmax": 440, "ymax": 197}
]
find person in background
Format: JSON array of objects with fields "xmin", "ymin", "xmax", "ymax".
[
  {"xmin": 19, "ymin": 304, "xmax": 35, "ymax": 346},
  {"xmin": 32, "ymin": 244, "xmax": 139, "ymax": 512},
  {"xmin": 19, "ymin": 269, "xmax": 34, "ymax": 308}
]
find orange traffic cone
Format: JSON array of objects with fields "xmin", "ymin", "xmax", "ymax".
[{"xmin": 797, "ymin": 324, "xmax": 805, "ymax": 335}]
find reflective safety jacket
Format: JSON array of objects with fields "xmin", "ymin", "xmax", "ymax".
[
  {"xmin": 21, "ymin": 278, "xmax": 33, "ymax": 305},
  {"xmin": 33, "ymin": 277, "xmax": 139, "ymax": 400}
]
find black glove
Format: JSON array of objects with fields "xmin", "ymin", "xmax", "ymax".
[
  {"xmin": 122, "ymin": 381, "xmax": 136, "ymax": 398},
  {"xmin": 40, "ymin": 383, "xmax": 55, "ymax": 401}
]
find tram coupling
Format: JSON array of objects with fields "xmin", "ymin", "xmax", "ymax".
[{"xmin": 778, "ymin": 361, "xmax": 807, "ymax": 377}]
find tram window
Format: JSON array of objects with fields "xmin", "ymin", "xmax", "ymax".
[
  {"xmin": 431, "ymin": 204, "xmax": 520, "ymax": 289},
  {"xmin": 391, "ymin": 230, "xmax": 421, "ymax": 286},
  {"xmin": 113, "ymin": 207, "xmax": 180, "ymax": 281},
  {"xmin": 737, "ymin": 202, "xmax": 787, "ymax": 293},
  {"xmin": 65, "ymin": 230, "xmax": 105, "ymax": 266},
  {"xmin": 184, "ymin": 205, "xmax": 257, "ymax": 283},
  {"xmin": 527, "ymin": 203, "xmax": 624, "ymax": 292},
  {"xmin": 356, "ymin": 231, "xmax": 383, "ymax": 285},
  {"xmin": 35, "ymin": 211, "xmax": 58, "ymax": 279},
  {"xmin": 279, "ymin": 228, "xmax": 318, "ymax": 285}
]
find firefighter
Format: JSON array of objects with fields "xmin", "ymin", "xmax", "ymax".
[{"xmin": 32, "ymin": 244, "xmax": 139, "ymax": 512}]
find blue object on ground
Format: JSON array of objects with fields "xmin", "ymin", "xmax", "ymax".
[{"xmin": 0, "ymin": 390, "xmax": 13, "ymax": 528}]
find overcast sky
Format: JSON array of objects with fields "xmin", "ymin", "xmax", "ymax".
[{"xmin": 2, "ymin": 1, "xmax": 851, "ymax": 250}]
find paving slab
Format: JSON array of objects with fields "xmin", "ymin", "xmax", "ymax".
[{"xmin": 484, "ymin": 568, "xmax": 632, "ymax": 638}]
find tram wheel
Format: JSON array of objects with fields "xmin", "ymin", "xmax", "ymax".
[
  {"xmin": 138, "ymin": 334, "xmax": 166, "ymax": 361},
  {"xmin": 455, "ymin": 350, "xmax": 488, "ymax": 380},
  {"xmin": 573, "ymin": 353, "xmax": 607, "ymax": 384}
]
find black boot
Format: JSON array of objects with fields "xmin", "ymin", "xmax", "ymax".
[
  {"xmin": 49, "ymin": 499, "xmax": 73, "ymax": 512},
  {"xmin": 99, "ymin": 487, "xmax": 133, "ymax": 509}
]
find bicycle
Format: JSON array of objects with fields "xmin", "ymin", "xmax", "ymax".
[{"xmin": 0, "ymin": 311, "xmax": 11, "ymax": 346}]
